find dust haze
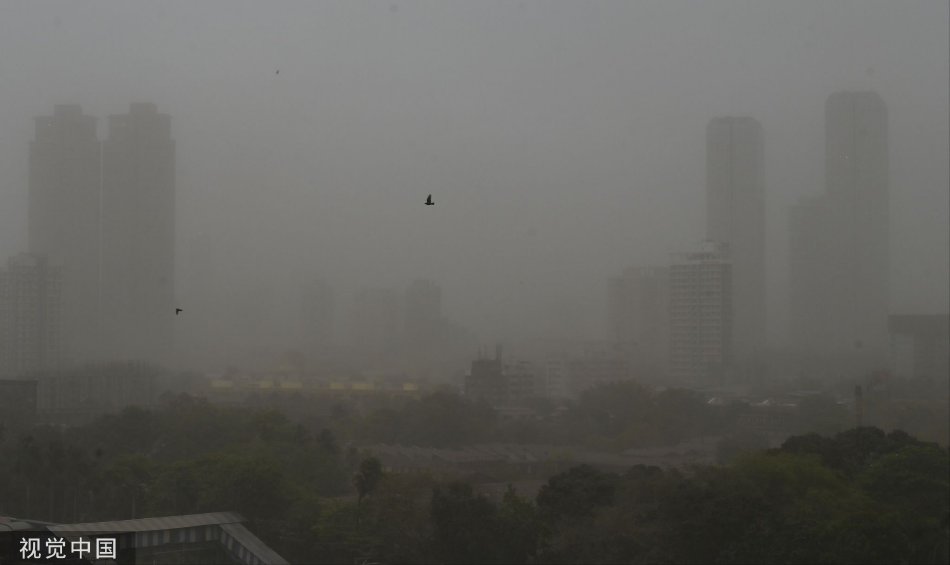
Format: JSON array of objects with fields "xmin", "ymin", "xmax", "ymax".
[{"xmin": 0, "ymin": 0, "xmax": 947, "ymax": 372}]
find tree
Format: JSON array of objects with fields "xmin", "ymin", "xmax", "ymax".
[
  {"xmin": 353, "ymin": 457, "xmax": 384, "ymax": 505},
  {"xmin": 860, "ymin": 444, "xmax": 950, "ymax": 562},
  {"xmin": 431, "ymin": 482, "xmax": 509, "ymax": 564}
]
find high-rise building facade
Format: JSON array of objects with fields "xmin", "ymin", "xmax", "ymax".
[
  {"xmin": 28, "ymin": 105, "xmax": 101, "ymax": 364},
  {"xmin": 0, "ymin": 254, "xmax": 63, "ymax": 377},
  {"xmin": 606, "ymin": 266, "xmax": 670, "ymax": 377},
  {"xmin": 825, "ymin": 91, "xmax": 889, "ymax": 359},
  {"xmin": 100, "ymin": 103, "xmax": 176, "ymax": 364},
  {"xmin": 789, "ymin": 195, "xmax": 841, "ymax": 358},
  {"xmin": 789, "ymin": 92, "xmax": 889, "ymax": 374},
  {"xmin": 705, "ymin": 117, "xmax": 766, "ymax": 373},
  {"xmin": 669, "ymin": 242, "xmax": 732, "ymax": 383}
]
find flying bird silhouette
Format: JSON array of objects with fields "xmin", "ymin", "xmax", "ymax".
[
  {"xmin": 425, "ymin": 194, "xmax": 434, "ymax": 206},
  {"xmin": 175, "ymin": 308, "xmax": 183, "ymax": 315}
]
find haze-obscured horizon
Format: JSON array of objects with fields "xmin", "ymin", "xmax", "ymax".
[{"xmin": 1, "ymin": 0, "xmax": 947, "ymax": 369}]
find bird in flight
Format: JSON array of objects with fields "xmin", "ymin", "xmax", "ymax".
[
  {"xmin": 425, "ymin": 194, "xmax": 434, "ymax": 206},
  {"xmin": 175, "ymin": 308, "xmax": 183, "ymax": 315}
]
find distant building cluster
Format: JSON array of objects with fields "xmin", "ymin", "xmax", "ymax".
[
  {"xmin": 464, "ymin": 341, "xmax": 635, "ymax": 407},
  {"xmin": 0, "ymin": 103, "xmax": 176, "ymax": 378},
  {"xmin": 345, "ymin": 278, "xmax": 475, "ymax": 378},
  {"xmin": 605, "ymin": 91, "xmax": 908, "ymax": 385},
  {"xmin": 0, "ymin": 88, "xmax": 939, "ymax": 432},
  {"xmin": 0, "ymin": 104, "xmax": 174, "ymax": 431}
]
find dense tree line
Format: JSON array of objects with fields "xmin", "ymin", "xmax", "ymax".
[
  {"xmin": 312, "ymin": 428, "xmax": 948, "ymax": 564},
  {"xmin": 246, "ymin": 382, "xmax": 796, "ymax": 450},
  {"xmin": 1, "ymin": 389, "xmax": 947, "ymax": 563}
]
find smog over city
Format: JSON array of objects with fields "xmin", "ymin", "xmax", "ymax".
[{"xmin": 0, "ymin": 2, "xmax": 947, "ymax": 564}]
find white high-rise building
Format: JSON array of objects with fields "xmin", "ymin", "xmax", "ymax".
[{"xmin": 669, "ymin": 242, "xmax": 732, "ymax": 383}]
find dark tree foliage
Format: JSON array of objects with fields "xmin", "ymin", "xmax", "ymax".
[
  {"xmin": 778, "ymin": 426, "xmax": 928, "ymax": 476},
  {"xmin": 354, "ymin": 456, "xmax": 384, "ymax": 504},
  {"xmin": 529, "ymin": 429, "xmax": 949, "ymax": 564},
  {"xmin": 430, "ymin": 482, "xmax": 538, "ymax": 564},
  {"xmin": 3, "ymin": 386, "xmax": 947, "ymax": 565},
  {"xmin": 536, "ymin": 464, "xmax": 617, "ymax": 522}
]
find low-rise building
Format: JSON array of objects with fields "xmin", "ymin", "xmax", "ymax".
[
  {"xmin": 2, "ymin": 512, "xmax": 287, "ymax": 565},
  {"xmin": 464, "ymin": 347, "xmax": 538, "ymax": 406}
]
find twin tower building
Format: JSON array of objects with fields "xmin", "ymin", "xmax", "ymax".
[
  {"xmin": 28, "ymin": 103, "xmax": 175, "ymax": 367},
  {"xmin": 613, "ymin": 91, "xmax": 889, "ymax": 382}
]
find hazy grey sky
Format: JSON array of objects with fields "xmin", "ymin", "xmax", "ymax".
[{"xmin": 1, "ymin": 1, "xmax": 947, "ymax": 346}]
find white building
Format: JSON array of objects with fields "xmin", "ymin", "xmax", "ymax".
[{"xmin": 669, "ymin": 242, "xmax": 732, "ymax": 384}]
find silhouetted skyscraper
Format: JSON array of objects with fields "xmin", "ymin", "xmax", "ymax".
[
  {"xmin": 790, "ymin": 92, "xmax": 889, "ymax": 373},
  {"xmin": 28, "ymin": 105, "xmax": 101, "ymax": 364},
  {"xmin": 825, "ymin": 91, "xmax": 889, "ymax": 356},
  {"xmin": 706, "ymin": 117, "xmax": 765, "ymax": 373},
  {"xmin": 100, "ymin": 103, "xmax": 175, "ymax": 364}
]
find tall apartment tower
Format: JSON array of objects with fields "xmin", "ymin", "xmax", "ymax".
[
  {"xmin": 0, "ymin": 254, "xmax": 63, "ymax": 377},
  {"xmin": 789, "ymin": 195, "xmax": 840, "ymax": 360},
  {"xmin": 606, "ymin": 266, "xmax": 670, "ymax": 377},
  {"xmin": 706, "ymin": 117, "xmax": 766, "ymax": 374},
  {"xmin": 790, "ymin": 92, "xmax": 889, "ymax": 373},
  {"xmin": 825, "ymin": 92, "xmax": 889, "ymax": 358},
  {"xmin": 669, "ymin": 242, "xmax": 732, "ymax": 384},
  {"xmin": 28, "ymin": 105, "xmax": 101, "ymax": 364},
  {"xmin": 100, "ymin": 103, "xmax": 176, "ymax": 364}
]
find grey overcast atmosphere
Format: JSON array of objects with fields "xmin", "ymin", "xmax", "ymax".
[
  {"xmin": 0, "ymin": 1, "xmax": 947, "ymax": 366},
  {"xmin": 2, "ymin": 3, "xmax": 950, "ymax": 563}
]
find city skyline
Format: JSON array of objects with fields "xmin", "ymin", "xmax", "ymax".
[
  {"xmin": 0, "ymin": 2, "xmax": 945, "ymax": 349},
  {"xmin": 0, "ymin": 90, "xmax": 920, "ymax": 382}
]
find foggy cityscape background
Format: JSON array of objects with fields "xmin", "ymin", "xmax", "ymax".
[
  {"xmin": 1, "ymin": 1, "xmax": 946, "ymax": 375},
  {"xmin": 0, "ymin": 3, "xmax": 948, "ymax": 564}
]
